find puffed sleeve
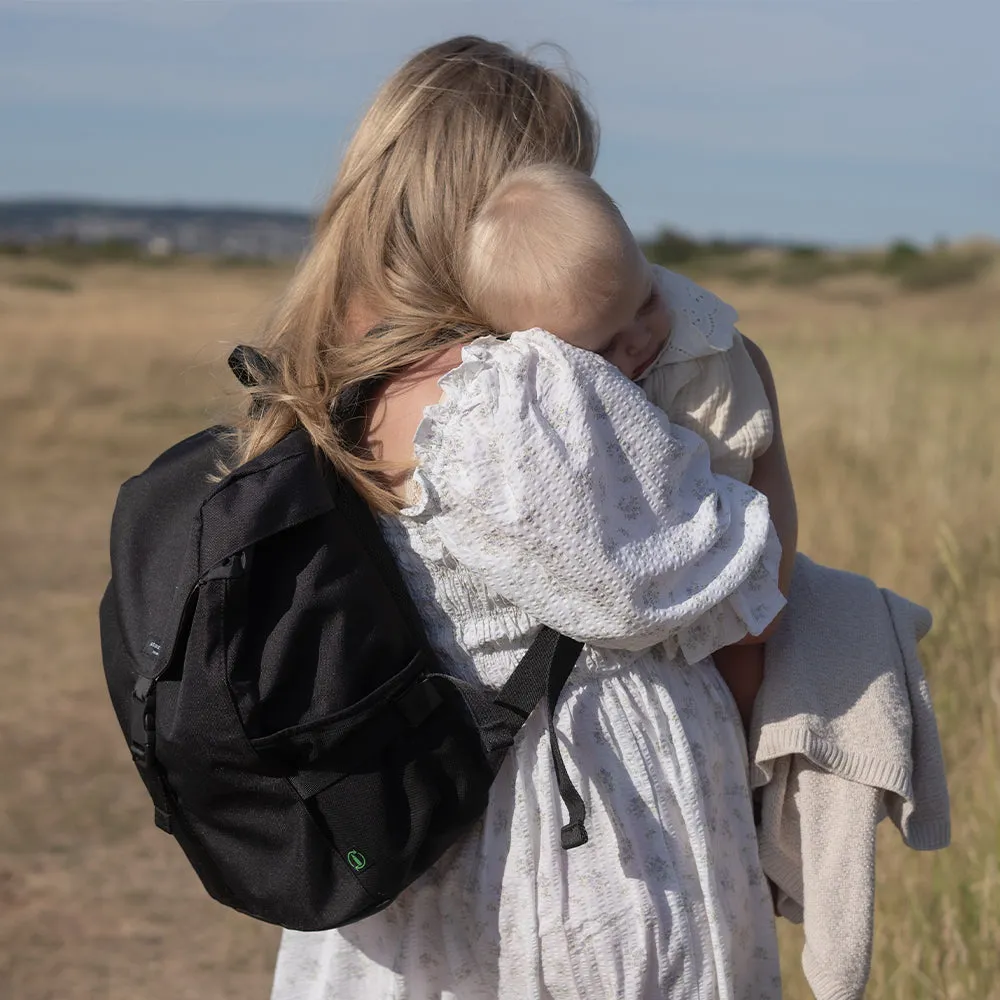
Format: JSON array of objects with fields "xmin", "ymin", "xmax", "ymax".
[{"xmin": 405, "ymin": 328, "xmax": 785, "ymax": 661}]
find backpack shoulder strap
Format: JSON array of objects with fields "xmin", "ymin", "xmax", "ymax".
[{"xmin": 496, "ymin": 627, "xmax": 588, "ymax": 848}]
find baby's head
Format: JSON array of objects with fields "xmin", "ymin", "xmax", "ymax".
[{"xmin": 462, "ymin": 163, "xmax": 670, "ymax": 379}]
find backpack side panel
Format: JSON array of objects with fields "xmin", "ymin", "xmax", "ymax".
[{"xmin": 107, "ymin": 427, "xmax": 229, "ymax": 678}]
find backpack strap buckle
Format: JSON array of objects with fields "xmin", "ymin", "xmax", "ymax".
[
  {"xmin": 130, "ymin": 676, "xmax": 157, "ymax": 769},
  {"xmin": 129, "ymin": 676, "xmax": 174, "ymax": 833}
]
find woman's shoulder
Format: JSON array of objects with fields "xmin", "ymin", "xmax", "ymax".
[{"xmin": 362, "ymin": 343, "xmax": 466, "ymax": 484}]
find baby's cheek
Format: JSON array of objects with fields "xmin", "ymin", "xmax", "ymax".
[
  {"xmin": 653, "ymin": 303, "xmax": 673, "ymax": 343},
  {"xmin": 610, "ymin": 349, "xmax": 634, "ymax": 375}
]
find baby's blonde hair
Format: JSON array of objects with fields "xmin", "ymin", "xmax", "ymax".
[
  {"xmin": 462, "ymin": 163, "xmax": 632, "ymax": 335},
  {"xmin": 233, "ymin": 36, "xmax": 598, "ymax": 512}
]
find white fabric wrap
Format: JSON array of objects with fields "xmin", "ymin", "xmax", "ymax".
[{"xmin": 409, "ymin": 327, "xmax": 785, "ymax": 661}]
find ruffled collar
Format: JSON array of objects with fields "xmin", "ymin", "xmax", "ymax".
[{"xmin": 642, "ymin": 266, "xmax": 740, "ymax": 374}]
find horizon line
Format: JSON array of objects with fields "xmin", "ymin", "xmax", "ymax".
[{"xmin": 2, "ymin": 194, "xmax": 997, "ymax": 252}]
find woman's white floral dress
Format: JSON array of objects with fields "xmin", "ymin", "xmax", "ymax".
[{"xmin": 270, "ymin": 330, "xmax": 786, "ymax": 1000}]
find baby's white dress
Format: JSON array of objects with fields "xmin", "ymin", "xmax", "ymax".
[{"xmin": 269, "ymin": 330, "xmax": 786, "ymax": 1000}]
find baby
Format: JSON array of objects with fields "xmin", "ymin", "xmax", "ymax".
[{"xmin": 462, "ymin": 163, "xmax": 796, "ymax": 728}]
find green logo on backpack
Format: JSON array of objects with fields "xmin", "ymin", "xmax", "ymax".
[{"xmin": 347, "ymin": 850, "xmax": 367, "ymax": 872}]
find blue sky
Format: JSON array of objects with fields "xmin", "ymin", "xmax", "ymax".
[{"xmin": 1, "ymin": 1, "xmax": 996, "ymax": 245}]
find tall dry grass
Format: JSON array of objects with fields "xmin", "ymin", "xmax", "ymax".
[
  {"xmin": 730, "ymin": 271, "xmax": 1000, "ymax": 998},
  {"xmin": 0, "ymin": 255, "xmax": 997, "ymax": 998}
]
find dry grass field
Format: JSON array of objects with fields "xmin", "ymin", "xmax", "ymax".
[{"xmin": 1, "ymin": 253, "xmax": 997, "ymax": 999}]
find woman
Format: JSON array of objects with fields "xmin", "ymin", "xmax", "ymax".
[{"xmin": 247, "ymin": 36, "xmax": 788, "ymax": 1000}]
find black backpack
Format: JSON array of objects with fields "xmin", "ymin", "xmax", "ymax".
[{"xmin": 99, "ymin": 352, "xmax": 588, "ymax": 931}]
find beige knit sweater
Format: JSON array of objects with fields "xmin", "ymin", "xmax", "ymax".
[{"xmin": 750, "ymin": 555, "xmax": 951, "ymax": 1000}]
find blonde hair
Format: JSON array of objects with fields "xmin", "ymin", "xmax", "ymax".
[
  {"xmin": 233, "ymin": 36, "xmax": 598, "ymax": 512},
  {"xmin": 462, "ymin": 163, "xmax": 632, "ymax": 336}
]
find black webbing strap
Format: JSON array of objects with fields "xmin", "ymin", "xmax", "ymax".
[{"xmin": 497, "ymin": 627, "xmax": 588, "ymax": 849}]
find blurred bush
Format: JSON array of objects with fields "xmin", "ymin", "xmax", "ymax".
[
  {"xmin": 7, "ymin": 272, "xmax": 76, "ymax": 293},
  {"xmin": 639, "ymin": 230, "xmax": 997, "ymax": 292}
]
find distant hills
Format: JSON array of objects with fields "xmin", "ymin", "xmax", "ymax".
[
  {"xmin": 0, "ymin": 196, "xmax": 805, "ymax": 265},
  {"xmin": 0, "ymin": 199, "xmax": 314, "ymax": 260},
  {"xmin": 2, "ymin": 199, "xmax": 995, "ymax": 295}
]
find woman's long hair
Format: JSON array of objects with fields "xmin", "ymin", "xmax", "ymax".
[{"xmin": 232, "ymin": 35, "xmax": 598, "ymax": 512}]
